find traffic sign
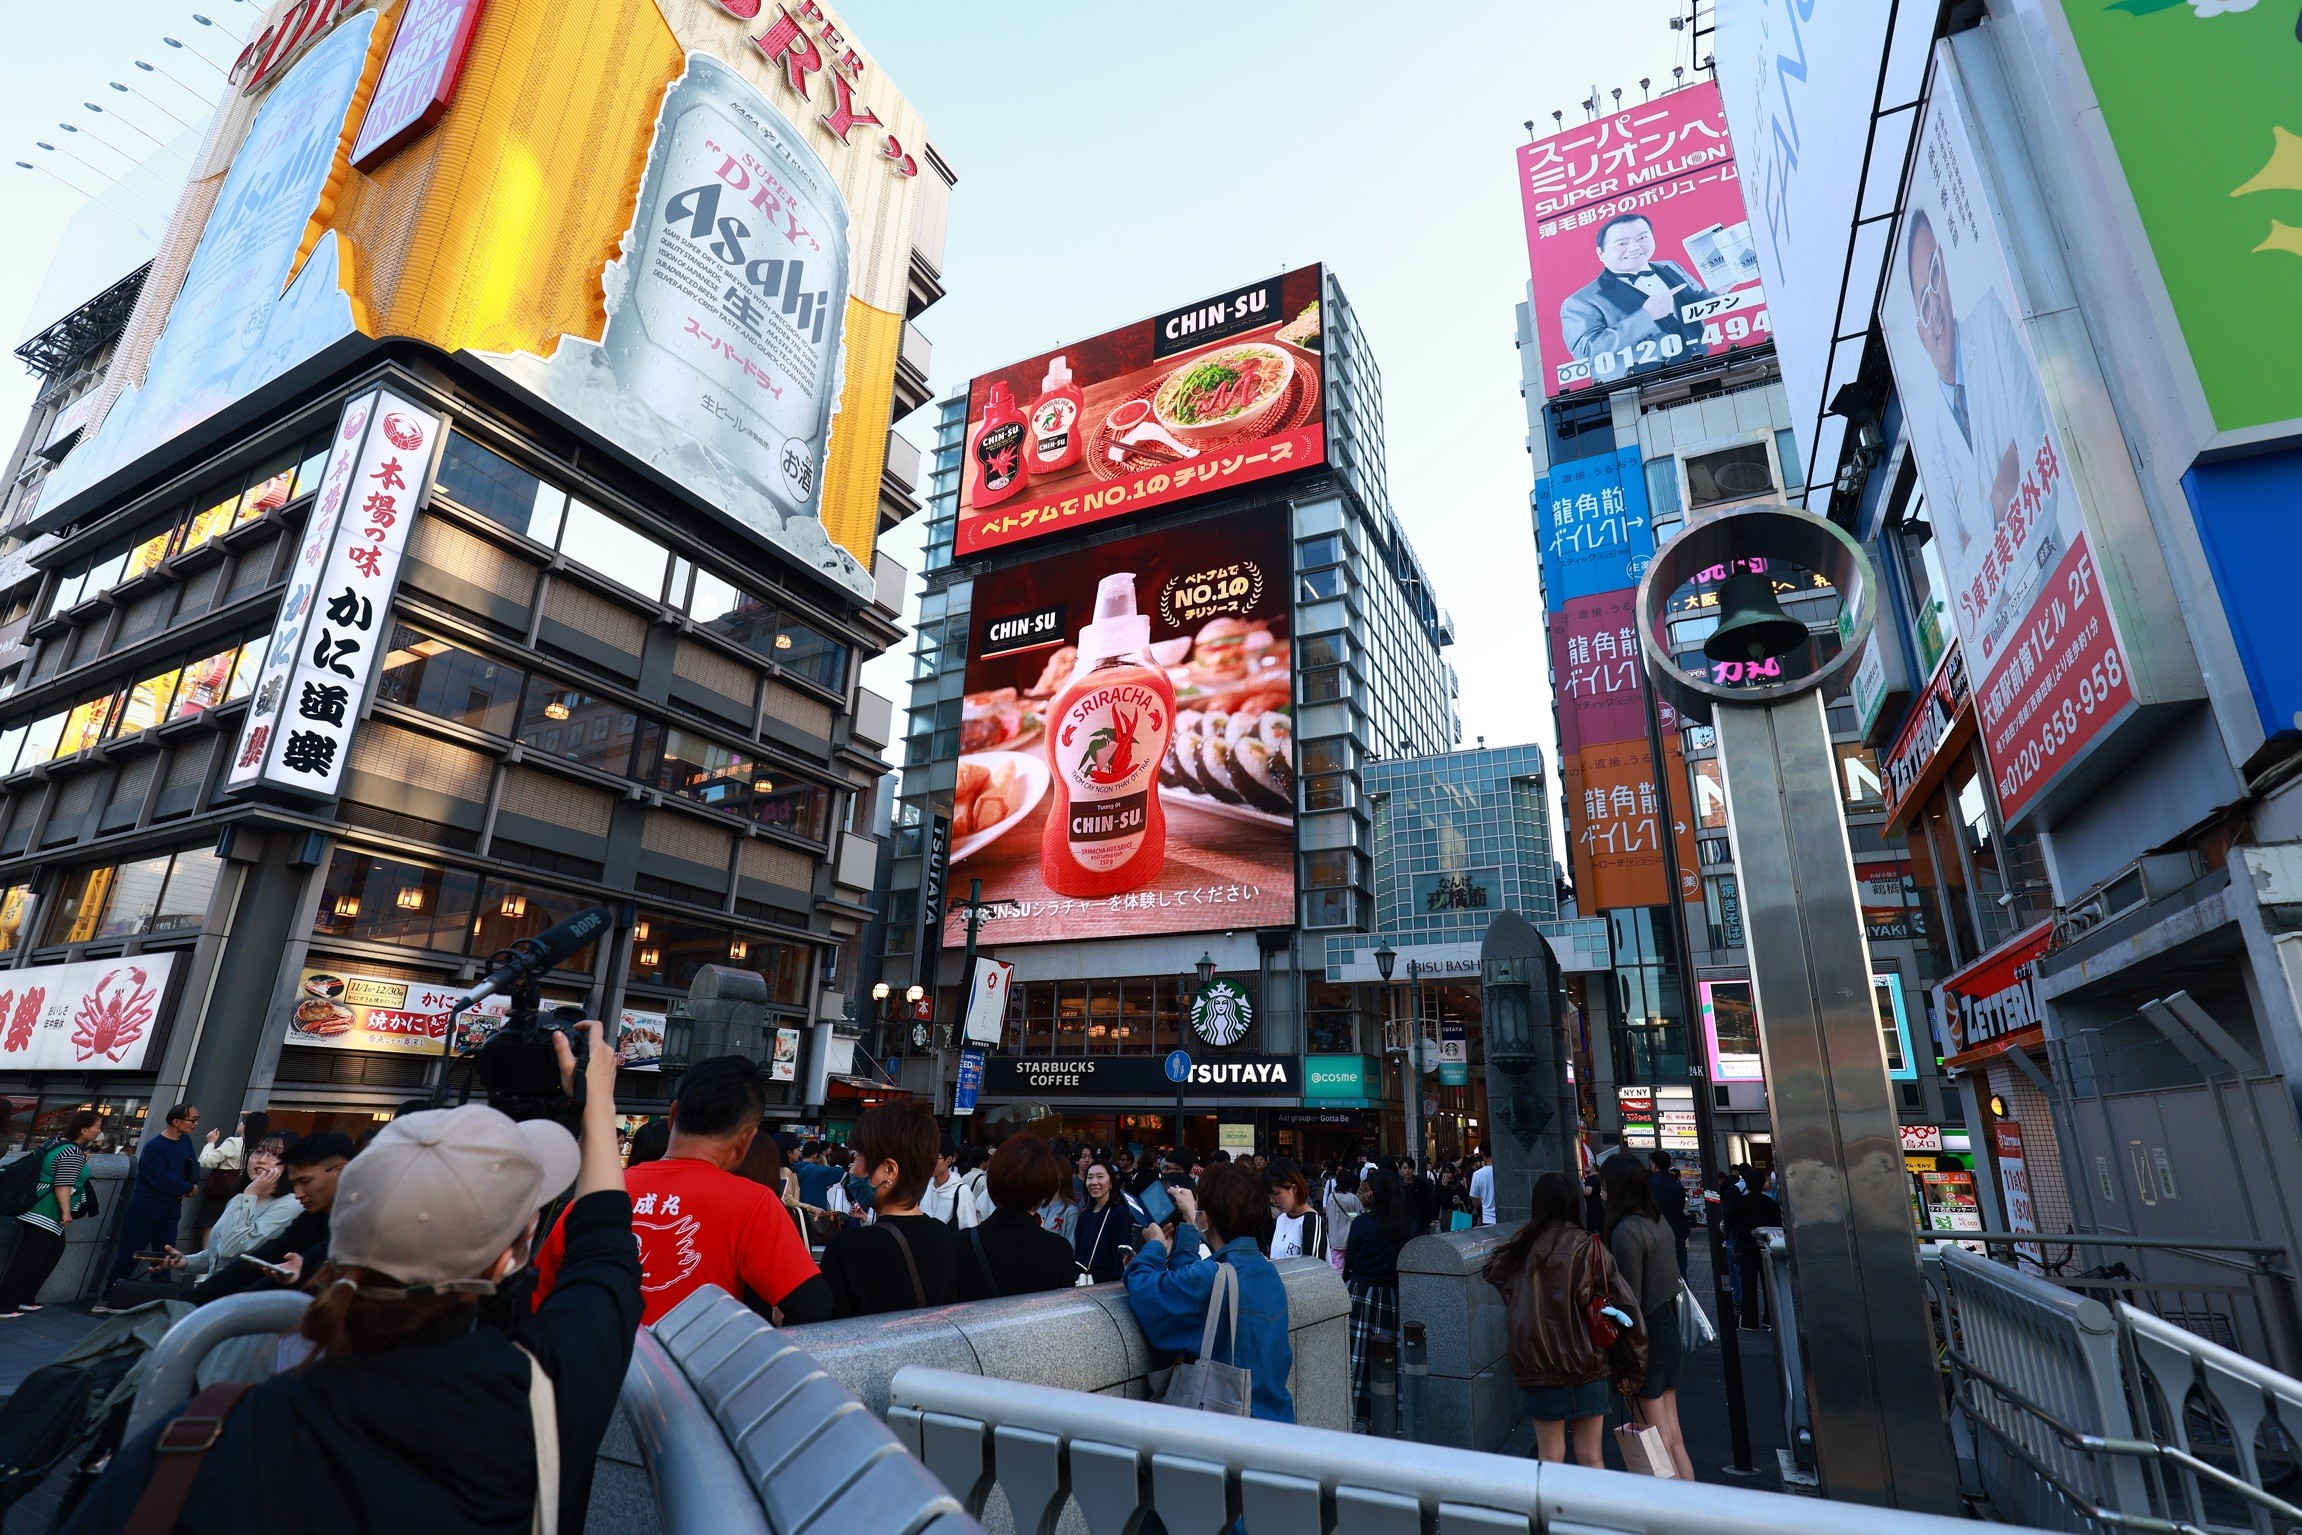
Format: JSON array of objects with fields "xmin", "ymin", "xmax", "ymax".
[{"xmin": 1164, "ymin": 1050, "xmax": 1193, "ymax": 1084}]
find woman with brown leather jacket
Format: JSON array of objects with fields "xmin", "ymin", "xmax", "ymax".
[{"xmin": 1481, "ymin": 1171, "xmax": 1647, "ymax": 1467}]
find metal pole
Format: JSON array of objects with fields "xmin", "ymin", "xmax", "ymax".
[
  {"xmin": 1369, "ymin": 1334, "xmax": 1398, "ymax": 1438},
  {"xmin": 1640, "ymin": 676, "xmax": 1759, "ymax": 1478},
  {"xmin": 1404, "ymin": 963, "xmax": 1426, "ymax": 1171},
  {"xmin": 1400, "ymin": 1320, "xmax": 1427, "ymax": 1443}
]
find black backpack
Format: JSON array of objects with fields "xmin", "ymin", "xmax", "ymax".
[{"xmin": 0, "ymin": 1145, "xmax": 55, "ymax": 1219}]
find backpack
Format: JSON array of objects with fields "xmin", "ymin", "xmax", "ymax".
[{"xmin": 0, "ymin": 1145, "xmax": 57, "ymax": 1219}]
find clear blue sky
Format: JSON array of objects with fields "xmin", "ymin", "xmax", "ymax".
[{"xmin": 0, "ymin": 0, "xmax": 1701, "ymax": 791}]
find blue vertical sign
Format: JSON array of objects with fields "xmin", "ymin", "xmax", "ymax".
[
  {"xmin": 954, "ymin": 1047, "xmax": 986, "ymax": 1116},
  {"xmin": 1533, "ymin": 447, "xmax": 1653, "ymax": 611},
  {"xmin": 2183, "ymin": 447, "xmax": 2302, "ymax": 743}
]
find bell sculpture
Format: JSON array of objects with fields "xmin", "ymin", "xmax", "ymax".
[{"xmin": 1704, "ymin": 572, "xmax": 1809, "ymax": 664}]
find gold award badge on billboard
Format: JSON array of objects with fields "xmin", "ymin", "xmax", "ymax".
[{"xmin": 1160, "ymin": 561, "xmax": 1266, "ymax": 627}]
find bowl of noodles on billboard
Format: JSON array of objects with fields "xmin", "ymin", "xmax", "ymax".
[{"xmin": 1152, "ymin": 343, "xmax": 1296, "ymax": 446}]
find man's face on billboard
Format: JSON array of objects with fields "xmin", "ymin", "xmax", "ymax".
[
  {"xmin": 1597, "ymin": 218, "xmax": 1657, "ymax": 275},
  {"xmin": 1909, "ymin": 221, "xmax": 1956, "ymax": 383}
]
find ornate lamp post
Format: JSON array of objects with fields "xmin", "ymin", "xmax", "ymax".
[{"xmin": 1478, "ymin": 911, "xmax": 1572, "ymax": 1221}]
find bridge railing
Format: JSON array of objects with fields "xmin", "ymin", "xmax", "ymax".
[{"xmin": 888, "ymin": 1360, "xmax": 2042, "ymax": 1535}]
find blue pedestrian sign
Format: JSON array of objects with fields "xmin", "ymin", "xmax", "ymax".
[{"xmin": 1164, "ymin": 1050, "xmax": 1193, "ymax": 1085}]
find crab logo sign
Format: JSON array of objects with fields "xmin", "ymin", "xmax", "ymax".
[{"xmin": 1190, "ymin": 979, "xmax": 1253, "ymax": 1048}]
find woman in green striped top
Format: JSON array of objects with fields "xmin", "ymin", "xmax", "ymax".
[{"xmin": 0, "ymin": 1111, "xmax": 101, "ymax": 1316}]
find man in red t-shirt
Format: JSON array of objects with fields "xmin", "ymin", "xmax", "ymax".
[{"xmin": 536, "ymin": 1055, "xmax": 833, "ymax": 1326}]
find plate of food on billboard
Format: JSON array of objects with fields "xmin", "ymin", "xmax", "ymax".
[
  {"xmin": 955, "ymin": 267, "xmax": 1327, "ymax": 558},
  {"xmin": 949, "ymin": 510, "xmax": 1295, "ymax": 944}
]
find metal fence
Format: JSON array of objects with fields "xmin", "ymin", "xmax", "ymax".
[
  {"xmin": 1762, "ymin": 1227, "xmax": 2302, "ymax": 1534},
  {"xmin": 887, "ymin": 1362, "xmax": 2039, "ymax": 1535}
]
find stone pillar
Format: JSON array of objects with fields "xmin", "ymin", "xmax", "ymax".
[
  {"xmin": 1397, "ymin": 1226, "xmax": 1519, "ymax": 1451},
  {"xmin": 686, "ymin": 964, "xmax": 769, "ymax": 1063}
]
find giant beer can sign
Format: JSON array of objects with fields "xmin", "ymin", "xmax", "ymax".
[{"xmin": 601, "ymin": 53, "xmax": 851, "ymax": 533}]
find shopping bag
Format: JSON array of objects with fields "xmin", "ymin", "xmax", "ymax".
[
  {"xmin": 1677, "ymin": 1279, "xmax": 1719, "ymax": 1354},
  {"xmin": 1160, "ymin": 1261, "xmax": 1252, "ymax": 1416},
  {"xmin": 1615, "ymin": 1420, "xmax": 1676, "ymax": 1477},
  {"xmin": 1449, "ymin": 1211, "xmax": 1472, "ymax": 1232}
]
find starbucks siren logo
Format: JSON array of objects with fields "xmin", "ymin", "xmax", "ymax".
[{"xmin": 1191, "ymin": 979, "xmax": 1252, "ymax": 1047}]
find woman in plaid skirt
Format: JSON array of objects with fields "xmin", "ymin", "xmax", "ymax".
[{"xmin": 1343, "ymin": 1167, "xmax": 1417, "ymax": 1430}]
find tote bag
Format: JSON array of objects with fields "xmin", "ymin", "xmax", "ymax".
[
  {"xmin": 1160, "ymin": 1260, "xmax": 1252, "ymax": 1417},
  {"xmin": 1677, "ymin": 1278, "xmax": 1719, "ymax": 1354}
]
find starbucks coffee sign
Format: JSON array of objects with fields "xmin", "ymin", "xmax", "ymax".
[{"xmin": 1191, "ymin": 979, "xmax": 1253, "ymax": 1046}]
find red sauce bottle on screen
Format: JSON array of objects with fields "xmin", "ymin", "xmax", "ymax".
[
  {"xmin": 971, "ymin": 381, "xmax": 1029, "ymax": 505},
  {"xmin": 1043, "ymin": 573, "xmax": 1175, "ymax": 898},
  {"xmin": 1028, "ymin": 354, "xmax": 1085, "ymax": 475}
]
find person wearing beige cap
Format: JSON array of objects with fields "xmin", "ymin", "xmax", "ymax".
[{"xmin": 61, "ymin": 1023, "xmax": 640, "ymax": 1535}]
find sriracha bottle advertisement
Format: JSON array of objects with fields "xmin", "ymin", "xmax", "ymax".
[
  {"xmin": 956, "ymin": 266, "xmax": 1328, "ymax": 557},
  {"xmin": 950, "ymin": 510, "xmax": 1294, "ymax": 945}
]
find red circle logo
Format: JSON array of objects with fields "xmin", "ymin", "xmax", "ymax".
[{"xmin": 381, "ymin": 413, "xmax": 425, "ymax": 451}]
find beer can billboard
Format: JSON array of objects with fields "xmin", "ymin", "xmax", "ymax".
[
  {"xmin": 38, "ymin": 0, "xmax": 936, "ymax": 603},
  {"xmin": 1517, "ymin": 82, "xmax": 1771, "ymax": 400},
  {"xmin": 954, "ymin": 267, "xmax": 1328, "ymax": 560}
]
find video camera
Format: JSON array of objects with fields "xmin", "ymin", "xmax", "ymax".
[{"xmin": 445, "ymin": 905, "xmax": 616, "ymax": 1125}]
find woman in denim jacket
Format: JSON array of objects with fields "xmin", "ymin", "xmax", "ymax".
[{"xmin": 1124, "ymin": 1161, "xmax": 1295, "ymax": 1423}]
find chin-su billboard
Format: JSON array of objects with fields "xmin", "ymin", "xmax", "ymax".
[
  {"xmin": 39, "ymin": 0, "xmax": 937, "ymax": 603},
  {"xmin": 954, "ymin": 267, "xmax": 1327, "ymax": 559}
]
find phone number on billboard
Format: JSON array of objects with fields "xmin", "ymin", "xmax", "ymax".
[
  {"xmin": 1554, "ymin": 309, "xmax": 1772, "ymax": 389},
  {"xmin": 1993, "ymin": 641, "xmax": 2125, "ymax": 806}
]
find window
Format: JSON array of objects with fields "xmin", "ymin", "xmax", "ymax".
[
  {"xmin": 559, "ymin": 500, "xmax": 670, "ymax": 601},
  {"xmin": 684, "ymin": 572, "xmax": 850, "ymax": 694},
  {"xmin": 516, "ymin": 684, "xmax": 650, "ymax": 776},
  {"xmin": 470, "ymin": 878, "xmax": 601, "ymax": 964},
  {"xmin": 627, "ymin": 911, "xmax": 731, "ymax": 989},
  {"xmin": 435, "ymin": 432, "xmax": 550, "ymax": 537},
  {"xmin": 1302, "ymin": 850, "xmax": 1352, "ymax": 888},
  {"xmin": 1301, "ymin": 737, "xmax": 1351, "ymax": 777},
  {"xmin": 0, "ymin": 886, "xmax": 29, "ymax": 954},
  {"xmin": 1297, "ymin": 534, "xmax": 1342, "ymax": 569},
  {"xmin": 38, "ymin": 847, "xmax": 217, "ymax": 944},
  {"xmin": 651, "ymin": 727, "xmax": 830, "ymax": 840},
  {"xmin": 376, "ymin": 628, "xmax": 524, "ymax": 736},
  {"xmin": 773, "ymin": 615, "xmax": 846, "ymax": 693},
  {"xmin": 1298, "ymin": 633, "xmax": 1348, "ymax": 671},
  {"xmin": 117, "ymin": 669, "xmax": 181, "ymax": 736},
  {"xmin": 1299, "ymin": 568, "xmax": 1344, "ymax": 601},
  {"xmin": 170, "ymin": 647, "xmax": 243, "ymax": 721},
  {"xmin": 1300, "ymin": 668, "xmax": 1346, "ymax": 703},
  {"xmin": 56, "ymin": 692, "xmax": 122, "ymax": 758},
  {"xmin": 312, "ymin": 851, "xmax": 482, "ymax": 953},
  {"xmin": 1685, "ymin": 442, "xmax": 1776, "ymax": 509}
]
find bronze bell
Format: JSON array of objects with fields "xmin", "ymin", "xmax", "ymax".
[{"xmin": 1704, "ymin": 572, "xmax": 1808, "ymax": 664}]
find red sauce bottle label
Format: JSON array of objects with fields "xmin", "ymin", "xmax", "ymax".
[
  {"xmin": 1052, "ymin": 677, "xmax": 1168, "ymax": 872},
  {"xmin": 1030, "ymin": 397, "xmax": 1078, "ymax": 466},
  {"xmin": 976, "ymin": 418, "xmax": 1025, "ymax": 494}
]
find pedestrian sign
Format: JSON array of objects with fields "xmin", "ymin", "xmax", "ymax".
[{"xmin": 1164, "ymin": 1050, "xmax": 1192, "ymax": 1084}]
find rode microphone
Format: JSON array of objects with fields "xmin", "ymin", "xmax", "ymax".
[{"xmin": 458, "ymin": 905, "xmax": 614, "ymax": 1007}]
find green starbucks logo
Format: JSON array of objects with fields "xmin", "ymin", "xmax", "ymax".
[{"xmin": 1191, "ymin": 979, "xmax": 1253, "ymax": 1047}]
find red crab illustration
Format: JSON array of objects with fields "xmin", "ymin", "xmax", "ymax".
[{"xmin": 72, "ymin": 971, "xmax": 152, "ymax": 1065}]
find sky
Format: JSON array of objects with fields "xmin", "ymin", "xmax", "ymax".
[{"xmin": 0, "ymin": 0, "xmax": 1703, "ymax": 801}]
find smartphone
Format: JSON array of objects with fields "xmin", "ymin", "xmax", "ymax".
[
  {"xmin": 132, "ymin": 1251, "xmax": 170, "ymax": 1265},
  {"xmin": 1137, "ymin": 1178, "xmax": 1177, "ymax": 1228},
  {"xmin": 235, "ymin": 1252, "xmax": 295, "ymax": 1280}
]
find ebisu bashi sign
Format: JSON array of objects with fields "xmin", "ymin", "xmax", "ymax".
[{"xmin": 39, "ymin": 0, "xmax": 936, "ymax": 602}]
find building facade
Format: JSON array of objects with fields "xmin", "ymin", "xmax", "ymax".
[
  {"xmin": 0, "ymin": 0, "xmax": 950, "ymax": 1158},
  {"xmin": 1714, "ymin": 0, "xmax": 2302, "ymax": 1255},
  {"xmin": 880, "ymin": 268, "xmax": 1463, "ymax": 1162}
]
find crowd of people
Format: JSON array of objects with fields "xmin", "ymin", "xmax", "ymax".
[{"xmin": 0, "ymin": 1043, "xmax": 1791, "ymax": 1528}]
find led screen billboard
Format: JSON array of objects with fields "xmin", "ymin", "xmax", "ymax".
[
  {"xmin": 1880, "ymin": 54, "xmax": 2133, "ymax": 823},
  {"xmin": 954, "ymin": 267, "xmax": 1327, "ymax": 559},
  {"xmin": 947, "ymin": 510, "xmax": 1294, "ymax": 945},
  {"xmin": 41, "ymin": 0, "xmax": 934, "ymax": 602},
  {"xmin": 1700, "ymin": 972, "xmax": 1916, "ymax": 1084},
  {"xmin": 1517, "ymin": 82, "xmax": 1769, "ymax": 400}
]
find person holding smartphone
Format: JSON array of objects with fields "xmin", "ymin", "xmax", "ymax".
[
  {"xmin": 61, "ymin": 1021, "xmax": 639, "ymax": 1535},
  {"xmin": 1072, "ymin": 1158, "xmax": 1145, "ymax": 1285}
]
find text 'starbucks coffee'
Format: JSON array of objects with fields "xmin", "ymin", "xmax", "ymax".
[{"xmin": 1042, "ymin": 574, "xmax": 1176, "ymax": 896}]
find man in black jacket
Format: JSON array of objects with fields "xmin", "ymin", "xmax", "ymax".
[
  {"xmin": 1725, "ymin": 1166, "xmax": 1782, "ymax": 1330},
  {"xmin": 187, "ymin": 1132, "xmax": 352, "ymax": 1305}
]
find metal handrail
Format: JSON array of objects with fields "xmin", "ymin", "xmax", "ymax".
[
  {"xmin": 617, "ymin": 1325, "xmax": 773, "ymax": 1535},
  {"xmin": 1934, "ymin": 1233, "xmax": 2289, "ymax": 1256},
  {"xmin": 126, "ymin": 1290, "xmax": 311, "ymax": 1439},
  {"xmin": 888, "ymin": 1363, "xmax": 2029, "ymax": 1534}
]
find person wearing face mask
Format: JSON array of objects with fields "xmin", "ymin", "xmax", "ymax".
[
  {"xmin": 59, "ymin": 1022, "xmax": 640, "ymax": 1535},
  {"xmin": 1558, "ymin": 212, "xmax": 1717, "ymax": 376},
  {"xmin": 818, "ymin": 1100, "xmax": 958, "ymax": 1316}
]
